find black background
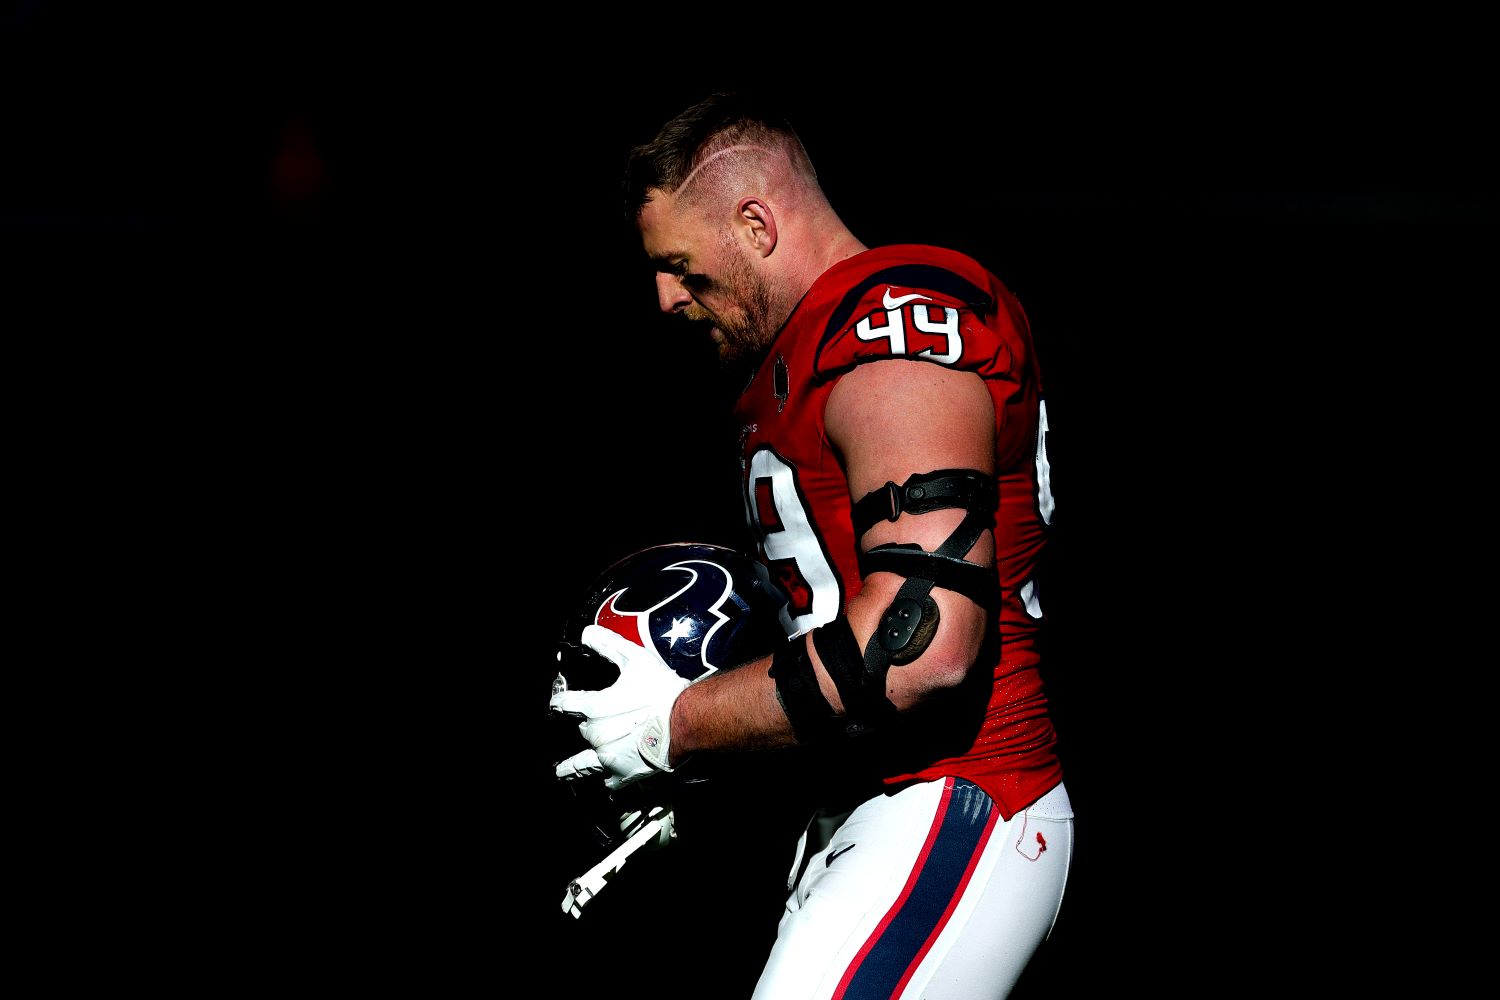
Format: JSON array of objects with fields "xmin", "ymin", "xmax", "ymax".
[{"xmin": 7, "ymin": 5, "xmax": 1494, "ymax": 995}]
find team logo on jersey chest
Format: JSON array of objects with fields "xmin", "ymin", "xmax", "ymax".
[{"xmin": 773, "ymin": 354, "xmax": 789, "ymax": 412}]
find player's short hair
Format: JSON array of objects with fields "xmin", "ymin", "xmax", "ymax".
[{"xmin": 623, "ymin": 91, "xmax": 810, "ymax": 222}]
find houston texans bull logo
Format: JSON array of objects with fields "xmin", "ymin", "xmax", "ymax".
[{"xmin": 592, "ymin": 559, "xmax": 752, "ymax": 681}]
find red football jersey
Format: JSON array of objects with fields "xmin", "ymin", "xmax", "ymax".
[{"xmin": 736, "ymin": 244, "xmax": 1061, "ymax": 819}]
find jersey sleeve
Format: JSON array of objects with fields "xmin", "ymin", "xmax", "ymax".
[{"xmin": 811, "ymin": 280, "xmax": 1020, "ymax": 383}]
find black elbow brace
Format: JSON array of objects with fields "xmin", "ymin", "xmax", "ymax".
[
  {"xmin": 770, "ymin": 620, "xmax": 898, "ymax": 744},
  {"xmin": 769, "ymin": 636, "xmax": 840, "ymax": 744},
  {"xmin": 855, "ymin": 468, "xmax": 1000, "ymax": 610},
  {"xmin": 772, "ymin": 468, "xmax": 1001, "ymax": 745}
]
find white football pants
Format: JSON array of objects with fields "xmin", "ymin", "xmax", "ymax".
[{"xmin": 751, "ymin": 778, "xmax": 1073, "ymax": 1000}]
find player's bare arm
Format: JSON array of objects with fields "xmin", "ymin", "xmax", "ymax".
[
  {"xmin": 821, "ymin": 357, "xmax": 997, "ymax": 706},
  {"xmin": 667, "ymin": 357, "xmax": 996, "ymax": 762}
]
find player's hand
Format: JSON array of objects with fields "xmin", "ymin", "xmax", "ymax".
[{"xmin": 549, "ymin": 624, "xmax": 690, "ymax": 791}]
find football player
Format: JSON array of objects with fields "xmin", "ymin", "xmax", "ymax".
[{"xmin": 550, "ymin": 91, "xmax": 1073, "ymax": 1000}]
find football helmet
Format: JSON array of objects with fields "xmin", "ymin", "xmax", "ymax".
[
  {"xmin": 549, "ymin": 542, "xmax": 791, "ymax": 916},
  {"xmin": 551, "ymin": 544, "xmax": 788, "ymax": 817},
  {"xmin": 556, "ymin": 541, "xmax": 789, "ymax": 692}
]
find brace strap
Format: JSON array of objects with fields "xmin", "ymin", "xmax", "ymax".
[
  {"xmin": 852, "ymin": 467, "xmax": 1001, "ymax": 706},
  {"xmin": 850, "ymin": 469, "xmax": 998, "ymax": 540},
  {"xmin": 858, "ymin": 545, "xmax": 1000, "ymax": 610},
  {"xmin": 768, "ymin": 637, "xmax": 840, "ymax": 745},
  {"xmin": 814, "ymin": 615, "xmax": 898, "ymax": 737}
]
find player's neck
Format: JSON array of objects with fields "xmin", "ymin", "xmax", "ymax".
[{"xmin": 793, "ymin": 223, "xmax": 867, "ymax": 295}]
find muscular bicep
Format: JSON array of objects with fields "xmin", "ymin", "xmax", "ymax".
[
  {"xmin": 827, "ymin": 358, "xmax": 996, "ymax": 551},
  {"xmin": 823, "ymin": 359, "xmax": 997, "ymax": 702}
]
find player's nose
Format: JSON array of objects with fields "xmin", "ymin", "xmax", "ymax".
[{"xmin": 655, "ymin": 272, "xmax": 692, "ymax": 314}]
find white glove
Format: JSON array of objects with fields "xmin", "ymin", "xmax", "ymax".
[{"xmin": 550, "ymin": 624, "xmax": 691, "ymax": 792}]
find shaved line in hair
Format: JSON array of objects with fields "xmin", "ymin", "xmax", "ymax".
[{"xmin": 675, "ymin": 144, "xmax": 778, "ymax": 201}]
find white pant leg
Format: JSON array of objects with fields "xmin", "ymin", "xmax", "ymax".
[{"xmin": 751, "ymin": 778, "xmax": 1073, "ymax": 1000}]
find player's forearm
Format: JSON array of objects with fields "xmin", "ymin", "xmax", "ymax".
[
  {"xmin": 666, "ymin": 654, "xmax": 798, "ymax": 764},
  {"xmin": 666, "ymin": 589, "xmax": 988, "ymax": 767}
]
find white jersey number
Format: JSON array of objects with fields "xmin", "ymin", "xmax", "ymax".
[
  {"xmin": 746, "ymin": 401, "xmax": 1056, "ymax": 629},
  {"xmin": 855, "ymin": 304, "xmax": 963, "ymax": 364},
  {"xmin": 743, "ymin": 448, "xmax": 841, "ymax": 638}
]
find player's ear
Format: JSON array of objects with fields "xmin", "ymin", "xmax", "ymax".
[{"xmin": 737, "ymin": 197, "xmax": 777, "ymax": 258}]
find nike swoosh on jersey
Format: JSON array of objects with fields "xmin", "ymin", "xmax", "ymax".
[
  {"xmin": 826, "ymin": 843, "xmax": 856, "ymax": 866},
  {"xmin": 882, "ymin": 288, "xmax": 932, "ymax": 309}
]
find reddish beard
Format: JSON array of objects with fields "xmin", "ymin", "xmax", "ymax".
[{"xmin": 692, "ymin": 257, "xmax": 777, "ymax": 364}]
